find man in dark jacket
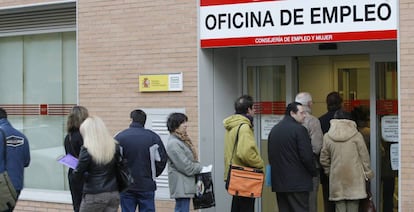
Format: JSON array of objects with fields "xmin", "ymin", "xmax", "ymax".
[
  {"xmin": 0, "ymin": 108, "xmax": 30, "ymax": 212},
  {"xmin": 115, "ymin": 109, "xmax": 167, "ymax": 212},
  {"xmin": 268, "ymin": 102, "xmax": 316, "ymax": 212}
]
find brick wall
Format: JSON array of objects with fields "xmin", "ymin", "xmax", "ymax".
[
  {"xmin": 77, "ymin": 1, "xmax": 199, "ymax": 211},
  {"xmin": 77, "ymin": 0, "xmax": 199, "ymax": 141},
  {"xmin": 76, "ymin": 1, "xmax": 199, "ymax": 211},
  {"xmin": 399, "ymin": 0, "xmax": 414, "ymax": 211}
]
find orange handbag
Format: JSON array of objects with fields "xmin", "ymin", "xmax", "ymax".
[{"xmin": 225, "ymin": 124, "xmax": 264, "ymax": 198}]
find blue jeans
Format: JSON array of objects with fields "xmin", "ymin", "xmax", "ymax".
[
  {"xmin": 120, "ymin": 191, "xmax": 155, "ymax": 212},
  {"xmin": 174, "ymin": 198, "xmax": 190, "ymax": 212}
]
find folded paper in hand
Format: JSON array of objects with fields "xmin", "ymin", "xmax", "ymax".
[
  {"xmin": 149, "ymin": 144, "xmax": 161, "ymax": 180},
  {"xmin": 201, "ymin": 164, "xmax": 213, "ymax": 173},
  {"xmin": 57, "ymin": 154, "xmax": 78, "ymax": 169}
]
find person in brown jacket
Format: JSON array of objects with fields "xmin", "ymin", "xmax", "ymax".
[{"xmin": 320, "ymin": 110, "xmax": 374, "ymax": 212}]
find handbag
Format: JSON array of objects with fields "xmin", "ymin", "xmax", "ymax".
[
  {"xmin": 116, "ymin": 146, "xmax": 134, "ymax": 192},
  {"xmin": 358, "ymin": 150, "xmax": 376, "ymax": 212},
  {"xmin": 359, "ymin": 190, "xmax": 376, "ymax": 212},
  {"xmin": 225, "ymin": 124, "xmax": 264, "ymax": 198},
  {"xmin": 193, "ymin": 171, "xmax": 215, "ymax": 209},
  {"xmin": 0, "ymin": 128, "xmax": 18, "ymax": 211}
]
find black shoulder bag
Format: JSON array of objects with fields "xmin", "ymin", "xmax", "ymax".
[{"xmin": 116, "ymin": 145, "xmax": 134, "ymax": 192}]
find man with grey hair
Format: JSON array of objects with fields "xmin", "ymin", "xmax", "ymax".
[{"xmin": 295, "ymin": 92, "xmax": 323, "ymax": 212}]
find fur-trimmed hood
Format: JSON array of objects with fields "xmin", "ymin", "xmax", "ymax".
[
  {"xmin": 320, "ymin": 118, "xmax": 374, "ymax": 201},
  {"xmin": 327, "ymin": 119, "xmax": 358, "ymax": 142}
]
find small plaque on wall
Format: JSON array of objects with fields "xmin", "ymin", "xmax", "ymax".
[{"xmin": 139, "ymin": 73, "xmax": 183, "ymax": 92}]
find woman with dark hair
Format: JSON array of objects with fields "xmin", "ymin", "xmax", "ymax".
[
  {"xmin": 63, "ymin": 106, "xmax": 88, "ymax": 212},
  {"xmin": 320, "ymin": 110, "xmax": 374, "ymax": 212},
  {"xmin": 166, "ymin": 113, "xmax": 202, "ymax": 212}
]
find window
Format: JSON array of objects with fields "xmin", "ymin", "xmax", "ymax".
[{"xmin": 0, "ymin": 32, "xmax": 76, "ymax": 190}]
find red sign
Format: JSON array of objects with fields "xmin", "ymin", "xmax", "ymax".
[
  {"xmin": 0, "ymin": 104, "xmax": 76, "ymax": 115},
  {"xmin": 40, "ymin": 104, "xmax": 48, "ymax": 115},
  {"xmin": 201, "ymin": 30, "xmax": 397, "ymax": 48},
  {"xmin": 254, "ymin": 101, "xmax": 286, "ymax": 115},
  {"xmin": 343, "ymin": 99, "xmax": 398, "ymax": 115}
]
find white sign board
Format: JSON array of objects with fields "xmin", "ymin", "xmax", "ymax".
[
  {"xmin": 200, "ymin": 0, "xmax": 397, "ymax": 47},
  {"xmin": 261, "ymin": 115, "xmax": 283, "ymax": 140},
  {"xmin": 381, "ymin": 115, "xmax": 399, "ymax": 142}
]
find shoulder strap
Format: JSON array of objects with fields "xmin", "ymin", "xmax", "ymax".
[
  {"xmin": 0, "ymin": 128, "xmax": 7, "ymax": 169},
  {"xmin": 229, "ymin": 123, "xmax": 245, "ymax": 165}
]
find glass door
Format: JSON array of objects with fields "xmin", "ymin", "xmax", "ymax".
[
  {"xmin": 372, "ymin": 54, "xmax": 398, "ymax": 212},
  {"xmin": 244, "ymin": 58, "xmax": 294, "ymax": 212}
]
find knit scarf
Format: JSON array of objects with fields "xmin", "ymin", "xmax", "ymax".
[{"xmin": 173, "ymin": 131, "xmax": 198, "ymax": 161}]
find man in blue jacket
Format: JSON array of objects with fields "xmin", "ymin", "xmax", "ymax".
[
  {"xmin": 115, "ymin": 109, "xmax": 167, "ymax": 212},
  {"xmin": 0, "ymin": 108, "xmax": 30, "ymax": 212},
  {"xmin": 268, "ymin": 102, "xmax": 316, "ymax": 212}
]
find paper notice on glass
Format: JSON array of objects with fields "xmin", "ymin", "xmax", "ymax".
[
  {"xmin": 390, "ymin": 143, "xmax": 399, "ymax": 171},
  {"xmin": 57, "ymin": 154, "xmax": 78, "ymax": 169}
]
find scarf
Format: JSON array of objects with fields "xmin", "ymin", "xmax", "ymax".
[{"xmin": 173, "ymin": 131, "xmax": 198, "ymax": 161}]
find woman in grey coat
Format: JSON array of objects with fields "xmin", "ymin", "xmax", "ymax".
[{"xmin": 166, "ymin": 113, "xmax": 203, "ymax": 212}]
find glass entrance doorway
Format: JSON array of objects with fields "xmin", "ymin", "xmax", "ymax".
[
  {"xmin": 244, "ymin": 58, "xmax": 292, "ymax": 212},
  {"xmin": 244, "ymin": 54, "xmax": 398, "ymax": 212},
  {"xmin": 374, "ymin": 58, "xmax": 398, "ymax": 212}
]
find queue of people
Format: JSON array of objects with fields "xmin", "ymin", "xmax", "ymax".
[
  {"xmin": 1, "ymin": 91, "xmax": 376, "ymax": 212},
  {"xmin": 224, "ymin": 93, "xmax": 374, "ymax": 212},
  {"xmin": 62, "ymin": 107, "xmax": 207, "ymax": 212}
]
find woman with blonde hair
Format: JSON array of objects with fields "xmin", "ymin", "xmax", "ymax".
[
  {"xmin": 73, "ymin": 116, "xmax": 121, "ymax": 212},
  {"xmin": 63, "ymin": 105, "xmax": 88, "ymax": 212}
]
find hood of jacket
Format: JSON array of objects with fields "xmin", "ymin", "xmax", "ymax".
[
  {"xmin": 327, "ymin": 119, "xmax": 358, "ymax": 142},
  {"xmin": 223, "ymin": 114, "xmax": 252, "ymax": 131}
]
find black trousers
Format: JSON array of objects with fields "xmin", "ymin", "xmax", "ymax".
[
  {"xmin": 68, "ymin": 169, "xmax": 84, "ymax": 212},
  {"xmin": 382, "ymin": 177, "xmax": 395, "ymax": 212},
  {"xmin": 231, "ymin": 196, "xmax": 255, "ymax": 212},
  {"xmin": 276, "ymin": 192, "xmax": 309, "ymax": 212}
]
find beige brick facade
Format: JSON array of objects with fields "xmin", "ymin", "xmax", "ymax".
[
  {"xmin": 0, "ymin": 0, "xmax": 412, "ymax": 211},
  {"xmin": 398, "ymin": 0, "xmax": 414, "ymax": 211},
  {"xmin": 77, "ymin": 0, "xmax": 199, "ymax": 137}
]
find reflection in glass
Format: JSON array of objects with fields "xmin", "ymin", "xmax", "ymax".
[
  {"xmin": 376, "ymin": 62, "xmax": 398, "ymax": 212},
  {"xmin": 247, "ymin": 65, "xmax": 286, "ymax": 212}
]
